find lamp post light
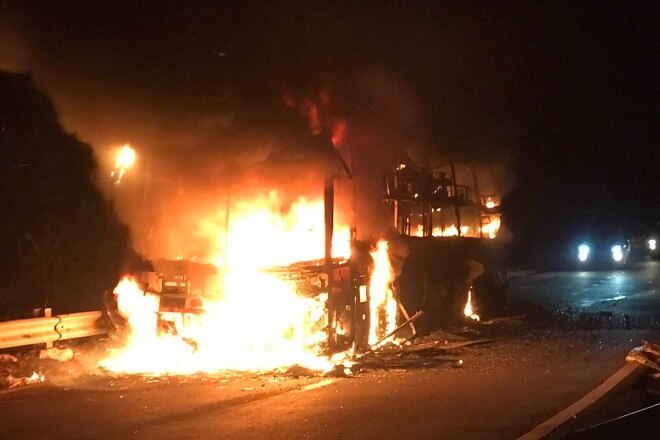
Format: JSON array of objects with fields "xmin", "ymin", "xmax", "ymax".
[
  {"xmin": 108, "ymin": 143, "xmax": 153, "ymax": 257},
  {"xmin": 111, "ymin": 143, "xmax": 137, "ymax": 185}
]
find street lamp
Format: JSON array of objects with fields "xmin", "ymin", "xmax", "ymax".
[
  {"xmin": 111, "ymin": 143, "xmax": 137, "ymax": 185},
  {"xmin": 108, "ymin": 143, "xmax": 152, "ymax": 256}
]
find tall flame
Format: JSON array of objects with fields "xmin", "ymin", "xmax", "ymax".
[
  {"xmin": 463, "ymin": 289, "xmax": 480, "ymax": 321},
  {"xmin": 368, "ymin": 240, "xmax": 397, "ymax": 346}
]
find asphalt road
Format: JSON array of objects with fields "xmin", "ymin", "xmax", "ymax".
[
  {"xmin": 0, "ymin": 332, "xmax": 645, "ymax": 440},
  {"xmin": 508, "ymin": 261, "xmax": 660, "ymax": 319}
]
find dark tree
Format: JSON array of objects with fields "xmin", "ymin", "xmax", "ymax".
[{"xmin": 0, "ymin": 71, "xmax": 130, "ymax": 318}]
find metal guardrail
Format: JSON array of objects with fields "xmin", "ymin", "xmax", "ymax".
[{"xmin": 0, "ymin": 311, "xmax": 107, "ymax": 349}]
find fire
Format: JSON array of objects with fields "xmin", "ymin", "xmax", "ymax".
[
  {"xmin": 431, "ymin": 225, "xmax": 470, "ymax": 237},
  {"xmin": 463, "ymin": 289, "xmax": 480, "ymax": 321},
  {"xmin": 368, "ymin": 240, "xmax": 398, "ymax": 346},
  {"xmin": 99, "ymin": 189, "xmax": 407, "ymax": 374},
  {"xmin": 207, "ymin": 194, "xmax": 350, "ymax": 268},
  {"xmin": 484, "ymin": 196, "xmax": 500, "ymax": 210},
  {"xmin": 100, "ymin": 273, "xmax": 334, "ymax": 374},
  {"xmin": 113, "ymin": 276, "xmax": 160, "ymax": 345},
  {"xmin": 412, "ymin": 218, "xmax": 501, "ymax": 239},
  {"xmin": 100, "ymin": 194, "xmax": 355, "ymax": 375},
  {"xmin": 480, "ymin": 215, "xmax": 501, "ymax": 239}
]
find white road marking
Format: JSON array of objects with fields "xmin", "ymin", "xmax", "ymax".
[{"xmin": 517, "ymin": 361, "xmax": 640, "ymax": 440}]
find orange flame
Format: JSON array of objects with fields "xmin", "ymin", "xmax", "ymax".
[
  {"xmin": 99, "ymin": 194, "xmax": 356, "ymax": 374},
  {"xmin": 411, "ymin": 217, "xmax": 501, "ymax": 239},
  {"xmin": 368, "ymin": 240, "xmax": 398, "ymax": 346},
  {"xmin": 100, "ymin": 273, "xmax": 335, "ymax": 374},
  {"xmin": 463, "ymin": 289, "xmax": 480, "ymax": 321},
  {"xmin": 208, "ymin": 194, "xmax": 350, "ymax": 268}
]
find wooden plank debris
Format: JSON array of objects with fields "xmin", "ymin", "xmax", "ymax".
[{"xmin": 402, "ymin": 338, "xmax": 492, "ymax": 354}]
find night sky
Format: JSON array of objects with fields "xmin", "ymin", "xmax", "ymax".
[{"xmin": 1, "ymin": 1, "xmax": 658, "ymax": 260}]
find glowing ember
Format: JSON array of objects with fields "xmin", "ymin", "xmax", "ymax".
[
  {"xmin": 368, "ymin": 240, "xmax": 398, "ymax": 346},
  {"xmin": 463, "ymin": 289, "xmax": 480, "ymax": 321}
]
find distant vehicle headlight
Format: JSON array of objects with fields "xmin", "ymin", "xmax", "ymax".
[
  {"xmin": 578, "ymin": 244, "xmax": 590, "ymax": 262},
  {"xmin": 649, "ymin": 239, "xmax": 657, "ymax": 251},
  {"xmin": 611, "ymin": 245, "xmax": 624, "ymax": 262}
]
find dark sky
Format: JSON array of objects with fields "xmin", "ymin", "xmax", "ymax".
[{"xmin": 1, "ymin": 1, "xmax": 658, "ymax": 255}]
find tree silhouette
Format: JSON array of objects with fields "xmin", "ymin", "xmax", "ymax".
[{"xmin": 0, "ymin": 71, "xmax": 130, "ymax": 318}]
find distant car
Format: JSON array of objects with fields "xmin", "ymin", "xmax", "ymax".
[
  {"xmin": 573, "ymin": 235, "xmax": 632, "ymax": 269},
  {"xmin": 649, "ymin": 236, "xmax": 658, "ymax": 259},
  {"xmin": 628, "ymin": 222, "xmax": 659, "ymax": 261},
  {"xmin": 645, "ymin": 222, "xmax": 659, "ymax": 260}
]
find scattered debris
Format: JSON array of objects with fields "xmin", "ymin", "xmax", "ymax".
[
  {"xmin": 280, "ymin": 364, "xmax": 319, "ymax": 377},
  {"xmin": 370, "ymin": 310, "xmax": 424, "ymax": 349},
  {"xmin": 400, "ymin": 341, "xmax": 442, "ymax": 353},
  {"xmin": 5, "ymin": 371, "xmax": 45, "ymax": 389},
  {"xmin": 324, "ymin": 364, "xmax": 349, "ymax": 378},
  {"xmin": 450, "ymin": 359, "xmax": 464, "ymax": 368},
  {"xmin": 0, "ymin": 354, "xmax": 18, "ymax": 364},
  {"xmin": 480, "ymin": 315, "xmax": 526, "ymax": 326},
  {"xmin": 626, "ymin": 341, "xmax": 660, "ymax": 371},
  {"xmin": 39, "ymin": 347, "xmax": 74, "ymax": 362},
  {"xmin": 424, "ymin": 330, "xmax": 468, "ymax": 341},
  {"xmin": 401, "ymin": 338, "xmax": 491, "ymax": 354}
]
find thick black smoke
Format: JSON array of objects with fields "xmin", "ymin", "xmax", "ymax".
[{"xmin": 2, "ymin": 2, "xmax": 655, "ymax": 264}]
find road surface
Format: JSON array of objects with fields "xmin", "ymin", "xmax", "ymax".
[
  {"xmin": 1, "ymin": 332, "xmax": 649, "ymax": 440},
  {"xmin": 508, "ymin": 261, "xmax": 659, "ymax": 320}
]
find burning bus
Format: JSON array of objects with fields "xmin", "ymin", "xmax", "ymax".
[
  {"xmin": 383, "ymin": 155, "xmax": 507, "ymax": 330},
  {"xmin": 101, "ymin": 146, "xmax": 506, "ymax": 375}
]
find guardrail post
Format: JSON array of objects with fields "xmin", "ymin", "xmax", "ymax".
[{"xmin": 44, "ymin": 308, "xmax": 53, "ymax": 349}]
